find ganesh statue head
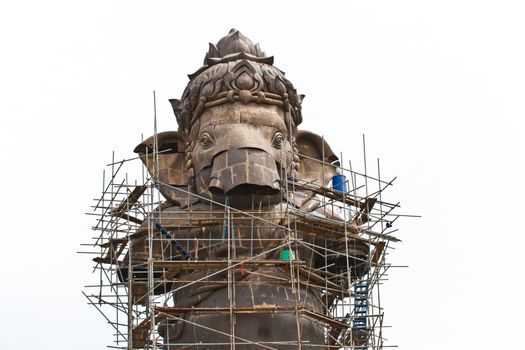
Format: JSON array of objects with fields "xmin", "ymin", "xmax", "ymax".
[{"xmin": 135, "ymin": 29, "xmax": 339, "ymax": 209}]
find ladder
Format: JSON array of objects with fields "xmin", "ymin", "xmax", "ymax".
[{"xmin": 352, "ymin": 282, "xmax": 369, "ymax": 349}]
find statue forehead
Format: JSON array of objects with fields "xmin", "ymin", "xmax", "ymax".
[{"xmin": 195, "ymin": 103, "xmax": 287, "ymax": 130}]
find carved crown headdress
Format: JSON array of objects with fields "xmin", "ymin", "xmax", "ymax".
[{"xmin": 170, "ymin": 29, "xmax": 304, "ymax": 133}]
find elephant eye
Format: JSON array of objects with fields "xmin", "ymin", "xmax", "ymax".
[
  {"xmin": 199, "ymin": 132, "xmax": 214, "ymax": 149},
  {"xmin": 272, "ymin": 132, "xmax": 285, "ymax": 149}
]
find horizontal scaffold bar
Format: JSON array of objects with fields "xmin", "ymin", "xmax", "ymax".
[{"xmin": 152, "ymin": 259, "xmax": 305, "ymax": 270}]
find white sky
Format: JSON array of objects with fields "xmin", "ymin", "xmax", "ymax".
[{"xmin": 1, "ymin": 1, "xmax": 524, "ymax": 349}]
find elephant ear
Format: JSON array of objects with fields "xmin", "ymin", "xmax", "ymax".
[
  {"xmin": 291, "ymin": 130, "xmax": 339, "ymax": 209},
  {"xmin": 294, "ymin": 130, "xmax": 339, "ymax": 186},
  {"xmin": 134, "ymin": 131, "xmax": 197, "ymax": 207}
]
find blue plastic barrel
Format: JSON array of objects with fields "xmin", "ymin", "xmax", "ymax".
[{"xmin": 332, "ymin": 174, "xmax": 348, "ymax": 193}]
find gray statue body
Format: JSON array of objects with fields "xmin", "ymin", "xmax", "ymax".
[{"xmin": 123, "ymin": 29, "xmax": 369, "ymax": 349}]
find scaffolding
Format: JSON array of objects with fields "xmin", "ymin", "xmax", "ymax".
[{"xmin": 81, "ymin": 132, "xmax": 407, "ymax": 350}]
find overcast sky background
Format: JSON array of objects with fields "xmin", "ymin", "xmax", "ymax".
[{"xmin": 1, "ymin": 1, "xmax": 524, "ymax": 349}]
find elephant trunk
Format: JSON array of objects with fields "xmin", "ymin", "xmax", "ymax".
[{"xmin": 208, "ymin": 148, "xmax": 281, "ymax": 196}]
